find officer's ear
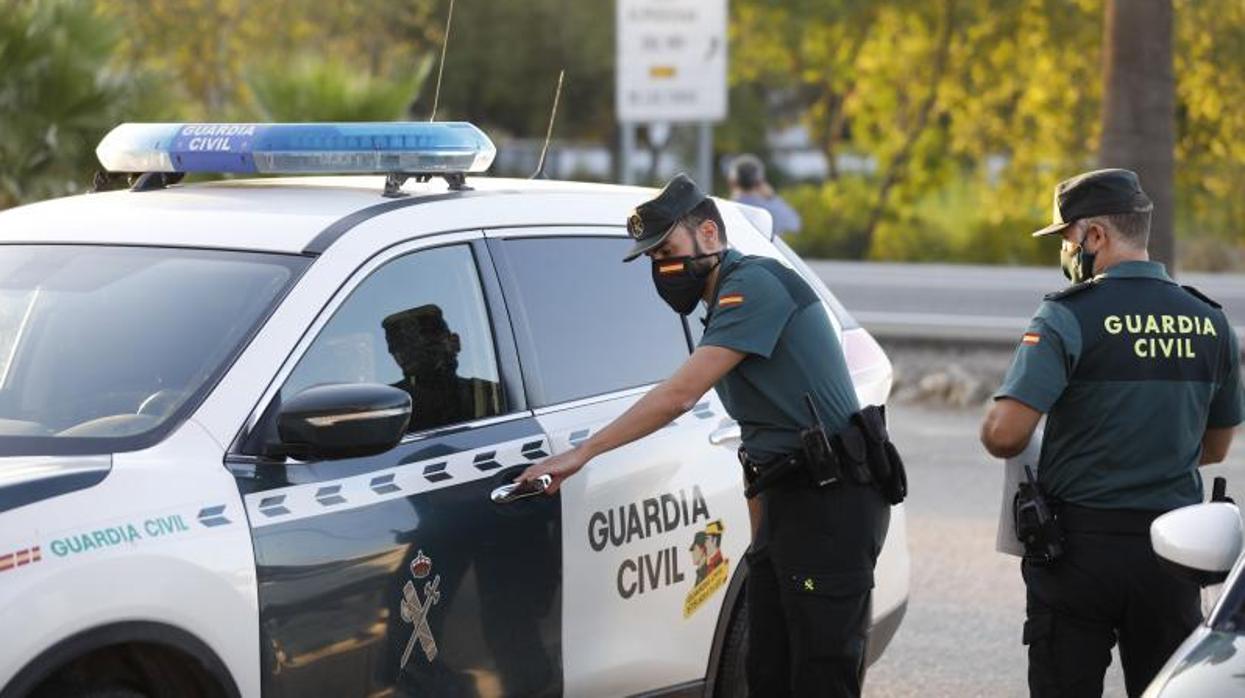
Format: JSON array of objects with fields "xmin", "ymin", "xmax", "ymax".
[
  {"xmin": 697, "ymin": 219, "xmax": 720, "ymax": 249},
  {"xmin": 1084, "ymin": 221, "xmax": 1109, "ymax": 251}
]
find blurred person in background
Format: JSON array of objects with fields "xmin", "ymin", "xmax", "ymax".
[{"xmin": 728, "ymin": 154, "xmax": 802, "ymax": 238}]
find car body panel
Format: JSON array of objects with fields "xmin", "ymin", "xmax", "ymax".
[
  {"xmin": 0, "ymin": 175, "xmax": 908, "ymax": 697},
  {"xmin": 0, "ymin": 420, "xmax": 260, "ymax": 697}
]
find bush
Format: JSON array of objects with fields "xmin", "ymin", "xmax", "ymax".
[
  {"xmin": 783, "ymin": 173, "xmax": 1051, "ymax": 264},
  {"xmin": 248, "ymin": 55, "xmax": 432, "ymax": 122},
  {"xmin": 783, "ymin": 178, "xmax": 877, "ymax": 259},
  {"xmin": 0, "ymin": 0, "xmax": 156, "ymax": 207}
]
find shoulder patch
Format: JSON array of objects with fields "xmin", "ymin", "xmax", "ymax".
[
  {"xmin": 1181, "ymin": 285, "xmax": 1222, "ymax": 309},
  {"xmin": 718, "ymin": 293, "xmax": 745, "ymax": 307},
  {"xmin": 1044, "ymin": 278, "xmax": 1100, "ymax": 302}
]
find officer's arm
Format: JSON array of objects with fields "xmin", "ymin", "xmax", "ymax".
[
  {"xmin": 517, "ymin": 346, "xmax": 745, "ymax": 493},
  {"xmin": 1201, "ymin": 427, "xmax": 1236, "ymax": 465},
  {"xmin": 578, "ymin": 345, "xmax": 745, "ymax": 458},
  {"xmin": 980, "ymin": 398, "xmax": 1043, "ymax": 459}
]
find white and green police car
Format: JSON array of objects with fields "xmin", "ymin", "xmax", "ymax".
[{"xmin": 0, "ymin": 123, "xmax": 908, "ymax": 697}]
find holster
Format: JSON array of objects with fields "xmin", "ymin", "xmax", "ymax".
[
  {"xmin": 739, "ymin": 405, "xmax": 909, "ymax": 504},
  {"xmin": 739, "ymin": 449, "xmax": 806, "ymax": 499},
  {"xmin": 1013, "ymin": 482, "xmax": 1063, "ymax": 565},
  {"xmin": 848, "ymin": 405, "xmax": 908, "ymax": 505}
]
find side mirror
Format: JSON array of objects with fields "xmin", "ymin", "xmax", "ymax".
[
  {"xmin": 1151, "ymin": 502, "xmax": 1244, "ymax": 586},
  {"xmin": 274, "ymin": 383, "xmax": 411, "ymax": 460}
]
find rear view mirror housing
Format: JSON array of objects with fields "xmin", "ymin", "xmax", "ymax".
[
  {"xmin": 274, "ymin": 383, "xmax": 412, "ymax": 461},
  {"xmin": 1151, "ymin": 502, "xmax": 1244, "ymax": 586}
]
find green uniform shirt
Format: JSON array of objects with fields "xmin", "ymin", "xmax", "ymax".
[
  {"xmin": 699, "ymin": 249, "xmax": 859, "ymax": 460},
  {"xmin": 996, "ymin": 261, "xmax": 1244, "ymax": 511}
]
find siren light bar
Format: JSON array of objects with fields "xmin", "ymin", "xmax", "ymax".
[{"xmin": 95, "ymin": 122, "xmax": 496, "ymax": 176}]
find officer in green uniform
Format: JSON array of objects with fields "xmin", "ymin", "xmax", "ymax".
[
  {"xmin": 981, "ymin": 169, "xmax": 1244, "ymax": 697},
  {"xmin": 519, "ymin": 173, "xmax": 890, "ymax": 697}
]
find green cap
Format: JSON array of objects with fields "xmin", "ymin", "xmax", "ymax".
[
  {"xmin": 1033, "ymin": 168, "xmax": 1154, "ymax": 237},
  {"xmin": 623, "ymin": 173, "xmax": 708, "ymax": 262}
]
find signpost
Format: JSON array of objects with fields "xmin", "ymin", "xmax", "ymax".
[{"xmin": 616, "ymin": 0, "xmax": 727, "ymax": 190}]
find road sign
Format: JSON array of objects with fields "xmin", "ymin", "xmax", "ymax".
[{"xmin": 616, "ymin": 0, "xmax": 727, "ymax": 123}]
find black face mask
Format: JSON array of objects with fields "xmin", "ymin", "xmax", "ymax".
[
  {"xmin": 651, "ymin": 239, "xmax": 722, "ymax": 315},
  {"xmin": 1060, "ymin": 230, "xmax": 1097, "ymax": 284}
]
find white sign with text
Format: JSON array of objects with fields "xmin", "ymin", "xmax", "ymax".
[{"xmin": 616, "ymin": 0, "xmax": 728, "ymax": 123}]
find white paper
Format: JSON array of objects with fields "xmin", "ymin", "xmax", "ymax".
[{"xmin": 996, "ymin": 430, "xmax": 1043, "ymax": 557}]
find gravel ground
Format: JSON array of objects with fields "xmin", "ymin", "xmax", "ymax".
[{"xmin": 863, "ymin": 401, "xmax": 1245, "ymax": 698}]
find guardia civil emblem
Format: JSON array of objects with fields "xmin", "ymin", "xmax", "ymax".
[
  {"xmin": 627, "ymin": 211, "xmax": 645, "ymax": 239},
  {"xmin": 400, "ymin": 550, "xmax": 441, "ymax": 668},
  {"xmin": 684, "ymin": 519, "xmax": 729, "ymax": 618}
]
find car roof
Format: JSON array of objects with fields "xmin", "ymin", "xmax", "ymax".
[{"xmin": 0, "ymin": 176, "xmax": 668, "ymax": 255}]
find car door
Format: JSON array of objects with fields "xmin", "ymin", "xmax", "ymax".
[
  {"xmin": 226, "ymin": 237, "xmax": 562, "ymax": 697},
  {"xmin": 487, "ymin": 229, "xmax": 751, "ymax": 697}
]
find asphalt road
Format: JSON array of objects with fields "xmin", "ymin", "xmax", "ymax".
[
  {"xmin": 807, "ymin": 261, "xmax": 1245, "ymax": 343},
  {"xmin": 864, "ymin": 402, "xmax": 1245, "ymax": 698}
]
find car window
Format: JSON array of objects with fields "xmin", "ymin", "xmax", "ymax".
[
  {"xmin": 280, "ymin": 244, "xmax": 504, "ymax": 434},
  {"xmin": 0, "ymin": 245, "xmax": 306, "ymax": 456},
  {"xmin": 495, "ymin": 235, "xmax": 690, "ymax": 406}
]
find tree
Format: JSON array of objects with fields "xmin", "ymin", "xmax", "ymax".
[
  {"xmin": 731, "ymin": 0, "xmax": 1103, "ymax": 263},
  {"xmin": 1099, "ymin": 0, "xmax": 1175, "ymax": 269},
  {"xmin": 0, "ymin": 0, "xmax": 156, "ymax": 207},
  {"xmin": 249, "ymin": 56, "xmax": 432, "ymax": 122},
  {"xmin": 96, "ymin": 0, "xmax": 442, "ymax": 120}
]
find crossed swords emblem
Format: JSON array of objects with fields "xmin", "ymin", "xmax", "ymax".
[{"xmin": 399, "ymin": 550, "xmax": 441, "ymax": 668}]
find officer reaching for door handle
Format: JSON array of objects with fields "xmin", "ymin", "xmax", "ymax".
[{"xmin": 518, "ymin": 173, "xmax": 904, "ymax": 697}]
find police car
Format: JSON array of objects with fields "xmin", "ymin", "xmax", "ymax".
[
  {"xmin": 0, "ymin": 122, "xmax": 909, "ymax": 697},
  {"xmin": 1143, "ymin": 498, "xmax": 1245, "ymax": 697}
]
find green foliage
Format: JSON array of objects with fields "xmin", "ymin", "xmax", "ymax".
[
  {"xmin": 249, "ymin": 56, "xmax": 432, "ymax": 122},
  {"xmin": 2, "ymin": 0, "xmax": 1244, "ymax": 271},
  {"xmin": 787, "ymin": 173, "xmax": 1052, "ymax": 265},
  {"xmin": 0, "ymin": 0, "xmax": 151, "ymax": 206},
  {"xmin": 424, "ymin": 0, "xmax": 615, "ymax": 138}
]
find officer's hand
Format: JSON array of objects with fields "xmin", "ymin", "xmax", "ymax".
[{"xmin": 517, "ymin": 449, "xmax": 589, "ymax": 495}]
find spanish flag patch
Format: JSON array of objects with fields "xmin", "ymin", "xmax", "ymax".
[
  {"xmin": 719, "ymin": 294, "xmax": 745, "ymax": 307},
  {"xmin": 1022, "ymin": 332, "xmax": 1041, "ymax": 346},
  {"xmin": 658, "ymin": 262, "xmax": 685, "ymax": 275}
]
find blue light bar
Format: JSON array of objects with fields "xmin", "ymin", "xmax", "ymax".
[{"xmin": 95, "ymin": 122, "xmax": 496, "ymax": 175}]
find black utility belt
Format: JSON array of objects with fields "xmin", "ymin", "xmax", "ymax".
[
  {"xmin": 1056, "ymin": 503, "xmax": 1163, "ymax": 536},
  {"xmin": 1014, "ymin": 496, "xmax": 1165, "ymax": 567},
  {"xmin": 738, "ymin": 405, "xmax": 907, "ymax": 504}
]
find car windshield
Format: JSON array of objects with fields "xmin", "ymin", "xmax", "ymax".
[{"xmin": 0, "ymin": 245, "xmax": 307, "ymax": 456}]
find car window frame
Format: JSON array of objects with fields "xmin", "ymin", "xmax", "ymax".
[
  {"xmin": 483, "ymin": 226, "xmax": 695, "ymax": 412},
  {"xmin": 0, "ymin": 243, "xmax": 311, "ymax": 457},
  {"xmin": 234, "ymin": 231, "xmax": 530, "ymax": 459}
]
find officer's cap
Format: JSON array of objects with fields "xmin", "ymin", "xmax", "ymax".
[
  {"xmin": 382, "ymin": 304, "xmax": 449, "ymax": 339},
  {"xmin": 623, "ymin": 173, "xmax": 709, "ymax": 262},
  {"xmin": 1032, "ymin": 168, "xmax": 1154, "ymax": 237}
]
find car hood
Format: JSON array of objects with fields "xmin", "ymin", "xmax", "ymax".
[{"xmin": 0, "ymin": 455, "xmax": 112, "ymax": 515}]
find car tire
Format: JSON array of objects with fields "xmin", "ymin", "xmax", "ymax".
[{"xmin": 715, "ymin": 597, "xmax": 748, "ymax": 698}]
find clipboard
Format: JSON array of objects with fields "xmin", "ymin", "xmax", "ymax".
[{"xmin": 996, "ymin": 429, "xmax": 1042, "ymax": 557}]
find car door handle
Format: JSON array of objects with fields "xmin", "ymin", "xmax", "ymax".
[
  {"xmin": 709, "ymin": 424, "xmax": 741, "ymax": 445},
  {"xmin": 491, "ymin": 474, "xmax": 552, "ymax": 504}
]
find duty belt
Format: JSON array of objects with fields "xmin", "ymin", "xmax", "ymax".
[
  {"xmin": 738, "ymin": 449, "xmax": 808, "ymax": 498},
  {"xmin": 738, "ymin": 448, "xmax": 867, "ymax": 498},
  {"xmin": 1057, "ymin": 504, "xmax": 1163, "ymax": 536}
]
